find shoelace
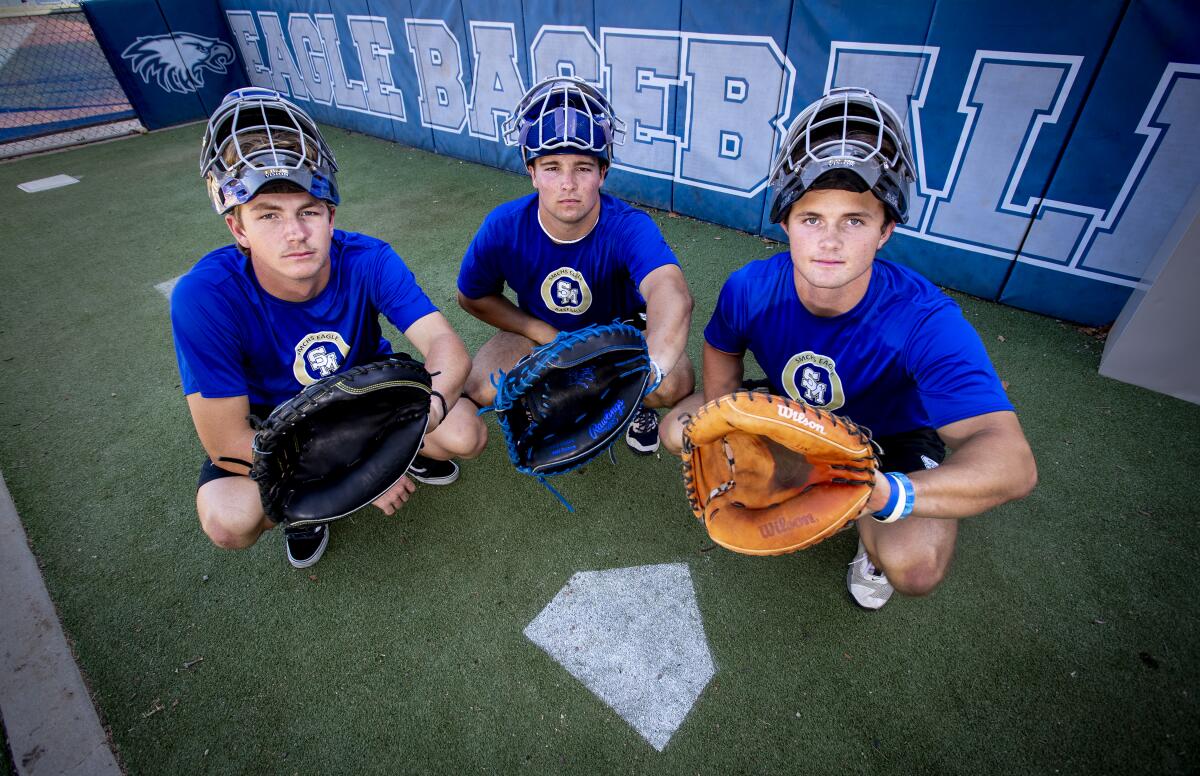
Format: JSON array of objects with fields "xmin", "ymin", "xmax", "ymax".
[
  {"xmin": 850, "ymin": 552, "xmax": 886, "ymax": 581},
  {"xmin": 631, "ymin": 408, "xmax": 656, "ymax": 433}
]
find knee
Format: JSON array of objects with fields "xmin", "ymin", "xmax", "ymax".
[
  {"xmin": 439, "ymin": 411, "xmax": 488, "ymax": 459},
  {"xmin": 464, "ymin": 369, "xmax": 497, "ymax": 407},
  {"xmin": 877, "ymin": 547, "xmax": 952, "ymax": 597},
  {"xmin": 198, "ymin": 510, "xmax": 261, "ymax": 550},
  {"xmin": 659, "ymin": 415, "xmax": 685, "ymax": 457},
  {"xmin": 658, "ymin": 392, "xmax": 703, "ymax": 457},
  {"xmin": 645, "ymin": 362, "xmax": 696, "ymax": 410},
  {"xmin": 456, "ymin": 415, "xmax": 488, "ymax": 459}
]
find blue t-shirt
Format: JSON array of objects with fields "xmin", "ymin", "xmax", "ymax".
[
  {"xmin": 704, "ymin": 253, "xmax": 1013, "ymax": 437},
  {"xmin": 171, "ymin": 230, "xmax": 437, "ymax": 408},
  {"xmin": 457, "ymin": 192, "xmax": 678, "ymax": 330}
]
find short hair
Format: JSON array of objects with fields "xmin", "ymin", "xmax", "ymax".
[
  {"xmin": 225, "ymin": 131, "xmax": 328, "ymax": 255},
  {"xmin": 223, "ymin": 131, "xmax": 312, "ymax": 212}
]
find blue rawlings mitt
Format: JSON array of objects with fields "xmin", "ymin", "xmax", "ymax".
[{"xmin": 489, "ymin": 322, "xmax": 652, "ymax": 503}]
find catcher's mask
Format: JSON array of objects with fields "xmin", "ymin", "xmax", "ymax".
[
  {"xmin": 768, "ymin": 87, "xmax": 915, "ymax": 225},
  {"xmin": 502, "ymin": 76, "xmax": 626, "ymax": 166},
  {"xmin": 200, "ymin": 87, "xmax": 340, "ymax": 215}
]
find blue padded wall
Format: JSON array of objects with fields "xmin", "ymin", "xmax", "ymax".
[
  {"xmin": 88, "ymin": 0, "xmax": 1200, "ymax": 325},
  {"xmin": 83, "ymin": 0, "xmax": 245, "ymax": 130}
]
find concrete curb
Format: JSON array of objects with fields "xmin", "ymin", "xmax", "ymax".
[{"xmin": 0, "ymin": 471, "xmax": 122, "ymax": 776}]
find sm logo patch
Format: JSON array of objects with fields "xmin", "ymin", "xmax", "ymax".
[
  {"xmin": 782, "ymin": 351, "xmax": 844, "ymax": 411},
  {"xmin": 293, "ymin": 331, "xmax": 351, "ymax": 384},
  {"xmin": 540, "ymin": 267, "xmax": 592, "ymax": 315}
]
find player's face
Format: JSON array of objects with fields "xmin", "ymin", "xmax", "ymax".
[
  {"xmin": 226, "ymin": 191, "xmax": 336, "ymax": 301},
  {"xmin": 529, "ymin": 154, "xmax": 605, "ymax": 238},
  {"xmin": 780, "ymin": 188, "xmax": 894, "ymax": 315}
]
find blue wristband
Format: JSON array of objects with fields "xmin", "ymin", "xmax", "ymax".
[
  {"xmin": 645, "ymin": 360, "xmax": 665, "ymax": 395},
  {"xmin": 873, "ymin": 472, "xmax": 914, "ymax": 523}
]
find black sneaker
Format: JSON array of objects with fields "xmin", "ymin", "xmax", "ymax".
[
  {"xmin": 407, "ymin": 454, "xmax": 460, "ymax": 485},
  {"xmin": 626, "ymin": 405, "xmax": 660, "ymax": 455},
  {"xmin": 285, "ymin": 524, "xmax": 329, "ymax": 569}
]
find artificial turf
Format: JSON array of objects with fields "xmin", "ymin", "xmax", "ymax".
[{"xmin": 0, "ymin": 124, "xmax": 1197, "ymax": 775}]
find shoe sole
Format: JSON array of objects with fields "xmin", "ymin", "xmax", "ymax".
[
  {"xmin": 846, "ymin": 586, "xmax": 888, "ymax": 611},
  {"xmin": 286, "ymin": 528, "xmax": 329, "ymax": 569},
  {"xmin": 626, "ymin": 438, "xmax": 660, "ymax": 455},
  {"xmin": 408, "ymin": 464, "xmax": 460, "ymax": 485}
]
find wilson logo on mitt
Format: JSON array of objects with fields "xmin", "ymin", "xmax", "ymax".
[
  {"xmin": 681, "ymin": 391, "xmax": 878, "ymax": 555},
  {"xmin": 777, "ymin": 402, "xmax": 825, "ymax": 433}
]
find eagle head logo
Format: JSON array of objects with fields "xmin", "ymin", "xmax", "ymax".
[{"xmin": 121, "ymin": 32, "xmax": 236, "ymax": 95}]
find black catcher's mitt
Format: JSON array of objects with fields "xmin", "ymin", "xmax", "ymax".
[
  {"xmin": 251, "ymin": 355, "xmax": 432, "ymax": 526},
  {"xmin": 490, "ymin": 322, "xmax": 652, "ymax": 488}
]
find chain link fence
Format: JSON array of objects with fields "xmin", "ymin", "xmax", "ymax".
[{"xmin": 1, "ymin": 1, "xmax": 141, "ymax": 158}]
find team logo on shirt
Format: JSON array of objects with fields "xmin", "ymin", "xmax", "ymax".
[
  {"xmin": 781, "ymin": 351, "xmax": 845, "ymax": 411},
  {"xmin": 293, "ymin": 331, "xmax": 351, "ymax": 384},
  {"xmin": 540, "ymin": 267, "xmax": 592, "ymax": 315}
]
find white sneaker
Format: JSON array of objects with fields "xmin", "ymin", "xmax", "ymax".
[
  {"xmin": 847, "ymin": 539, "xmax": 893, "ymax": 610},
  {"xmin": 625, "ymin": 405, "xmax": 661, "ymax": 455}
]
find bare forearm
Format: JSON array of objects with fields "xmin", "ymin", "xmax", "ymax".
[
  {"xmin": 644, "ymin": 294, "xmax": 692, "ymax": 374},
  {"xmin": 701, "ymin": 344, "xmax": 743, "ymax": 401},
  {"xmin": 186, "ymin": 394, "xmax": 257, "ymax": 472},
  {"xmin": 458, "ymin": 292, "xmax": 558, "ymax": 345},
  {"xmin": 640, "ymin": 266, "xmax": 693, "ymax": 373},
  {"xmin": 212, "ymin": 431, "xmax": 256, "ymax": 471},
  {"xmin": 867, "ymin": 413, "xmax": 1037, "ymax": 519},
  {"xmin": 909, "ymin": 460, "xmax": 1032, "ymax": 519},
  {"xmin": 421, "ymin": 332, "xmax": 471, "ymax": 404}
]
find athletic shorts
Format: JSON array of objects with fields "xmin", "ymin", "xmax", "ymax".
[
  {"xmin": 197, "ymin": 457, "xmax": 248, "ymax": 490},
  {"xmin": 741, "ymin": 378, "xmax": 944, "ymax": 474}
]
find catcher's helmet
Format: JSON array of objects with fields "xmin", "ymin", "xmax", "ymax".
[
  {"xmin": 768, "ymin": 87, "xmax": 915, "ymax": 224},
  {"xmin": 199, "ymin": 87, "xmax": 340, "ymax": 214},
  {"xmin": 502, "ymin": 76, "xmax": 626, "ymax": 165}
]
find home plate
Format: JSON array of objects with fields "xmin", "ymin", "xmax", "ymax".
[
  {"xmin": 524, "ymin": 563, "xmax": 715, "ymax": 751},
  {"xmin": 17, "ymin": 175, "xmax": 79, "ymax": 193},
  {"xmin": 155, "ymin": 276, "xmax": 181, "ymax": 299}
]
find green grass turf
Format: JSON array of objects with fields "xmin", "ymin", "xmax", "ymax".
[{"xmin": 0, "ymin": 124, "xmax": 1198, "ymax": 775}]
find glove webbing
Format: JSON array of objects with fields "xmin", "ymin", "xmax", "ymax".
[
  {"xmin": 480, "ymin": 322, "xmax": 649, "ymax": 511},
  {"xmin": 680, "ymin": 390, "xmax": 879, "ymax": 520}
]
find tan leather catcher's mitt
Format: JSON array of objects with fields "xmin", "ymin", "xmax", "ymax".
[{"xmin": 681, "ymin": 391, "xmax": 877, "ymax": 555}]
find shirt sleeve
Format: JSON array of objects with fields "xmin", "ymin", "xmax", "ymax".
[
  {"xmin": 703, "ymin": 272, "xmax": 749, "ymax": 355},
  {"xmin": 368, "ymin": 242, "xmax": 439, "ymax": 333},
  {"xmin": 457, "ymin": 214, "xmax": 507, "ymax": 299},
  {"xmin": 619, "ymin": 209, "xmax": 679, "ymax": 288},
  {"xmin": 906, "ymin": 304, "xmax": 1015, "ymax": 429},
  {"xmin": 169, "ymin": 276, "xmax": 249, "ymax": 398}
]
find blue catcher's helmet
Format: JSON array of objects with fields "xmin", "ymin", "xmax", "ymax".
[
  {"xmin": 199, "ymin": 87, "xmax": 340, "ymax": 214},
  {"xmin": 768, "ymin": 87, "xmax": 916, "ymax": 224},
  {"xmin": 502, "ymin": 76, "xmax": 626, "ymax": 166}
]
